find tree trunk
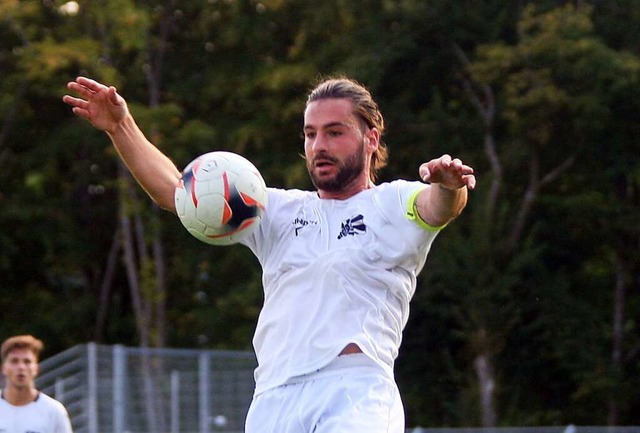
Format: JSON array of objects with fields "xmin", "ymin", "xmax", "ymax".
[
  {"xmin": 453, "ymin": 43, "xmax": 501, "ymax": 427},
  {"xmin": 608, "ymin": 253, "xmax": 629, "ymax": 425},
  {"xmin": 118, "ymin": 167, "xmax": 150, "ymax": 346},
  {"xmin": 474, "ymin": 352, "xmax": 497, "ymax": 427},
  {"xmin": 94, "ymin": 227, "xmax": 120, "ymax": 341},
  {"xmin": 454, "ymin": 41, "xmax": 576, "ymax": 427}
]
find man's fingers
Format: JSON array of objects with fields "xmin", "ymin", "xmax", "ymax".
[
  {"xmin": 62, "ymin": 95, "xmax": 84, "ymax": 107},
  {"xmin": 419, "ymin": 157, "xmax": 476, "ymax": 189},
  {"xmin": 108, "ymin": 86, "xmax": 122, "ymax": 105},
  {"xmin": 67, "ymin": 81, "xmax": 94, "ymax": 99},
  {"xmin": 76, "ymin": 76, "xmax": 103, "ymax": 91},
  {"xmin": 464, "ymin": 174, "xmax": 477, "ymax": 190},
  {"xmin": 419, "ymin": 163, "xmax": 431, "ymax": 182},
  {"xmin": 71, "ymin": 106, "xmax": 91, "ymax": 119},
  {"xmin": 451, "ymin": 158, "xmax": 463, "ymax": 169}
]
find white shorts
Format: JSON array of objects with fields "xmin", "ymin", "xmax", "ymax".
[{"xmin": 245, "ymin": 353, "xmax": 405, "ymax": 433}]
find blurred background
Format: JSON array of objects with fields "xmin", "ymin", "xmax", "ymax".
[{"xmin": 0, "ymin": 0, "xmax": 638, "ymax": 428}]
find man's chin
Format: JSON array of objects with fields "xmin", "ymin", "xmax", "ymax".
[
  {"xmin": 309, "ymin": 160, "xmax": 363, "ymax": 193},
  {"xmin": 310, "ymin": 171, "xmax": 336, "ymax": 189},
  {"xmin": 314, "ymin": 182, "xmax": 338, "ymax": 192}
]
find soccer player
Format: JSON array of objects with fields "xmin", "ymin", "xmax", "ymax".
[
  {"xmin": 0, "ymin": 335, "xmax": 74, "ymax": 433},
  {"xmin": 63, "ymin": 76, "xmax": 476, "ymax": 432}
]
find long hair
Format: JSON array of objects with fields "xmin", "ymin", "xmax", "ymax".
[{"xmin": 307, "ymin": 77, "xmax": 389, "ymax": 183}]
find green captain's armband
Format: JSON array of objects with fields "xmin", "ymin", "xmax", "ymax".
[{"xmin": 405, "ymin": 187, "xmax": 446, "ymax": 232}]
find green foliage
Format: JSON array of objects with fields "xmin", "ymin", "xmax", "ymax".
[
  {"xmin": 0, "ymin": 0, "xmax": 638, "ymax": 427},
  {"xmin": 17, "ymin": 37, "xmax": 101, "ymax": 80},
  {"xmin": 399, "ymin": 1, "xmax": 639, "ymax": 427}
]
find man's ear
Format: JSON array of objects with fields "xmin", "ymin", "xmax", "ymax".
[{"xmin": 365, "ymin": 127, "xmax": 380, "ymax": 152}]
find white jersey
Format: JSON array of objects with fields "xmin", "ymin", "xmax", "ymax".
[
  {"xmin": 0, "ymin": 392, "xmax": 73, "ymax": 433},
  {"xmin": 241, "ymin": 180, "xmax": 440, "ymax": 395}
]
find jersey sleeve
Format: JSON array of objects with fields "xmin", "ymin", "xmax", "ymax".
[
  {"xmin": 404, "ymin": 185, "xmax": 447, "ymax": 231},
  {"xmin": 56, "ymin": 413, "xmax": 74, "ymax": 433},
  {"xmin": 51, "ymin": 396, "xmax": 74, "ymax": 433}
]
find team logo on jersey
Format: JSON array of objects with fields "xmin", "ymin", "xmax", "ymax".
[
  {"xmin": 293, "ymin": 217, "xmax": 318, "ymax": 236},
  {"xmin": 338, "ymin": 214, "xmax": 366, "ymax": 239}
]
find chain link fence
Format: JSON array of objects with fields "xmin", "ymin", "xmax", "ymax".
[{"xmin": 34, "ymin": 343, "xmax": 256, "ymax": 433}]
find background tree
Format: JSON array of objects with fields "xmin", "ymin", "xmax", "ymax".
[
  {"xmin": 399, "ymin": 3, "xmax": 640, "ymax": 427},
  {"xmin": 0, "ymin": 0, "xmax": 638, "ymax": 428}
]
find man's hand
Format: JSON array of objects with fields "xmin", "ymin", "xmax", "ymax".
[
  {"xmin": 62, "ymin": 76, "xmax": 127, "ymax": 134},
  {"xmin": 415, "ymin": 154, "xmax": 476, "ymax": 227},
  {"xmin": 419, "ymin": 154, "xmax": 476, "ymax": 190},
  {"xmin": 62, "ymin": 76, "xmax": 182, "ymax": 212}
]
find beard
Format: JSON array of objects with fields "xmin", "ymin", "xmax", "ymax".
[{"xmin": 307, "ymin": 140, "xmax": 366, "ymax": 193}]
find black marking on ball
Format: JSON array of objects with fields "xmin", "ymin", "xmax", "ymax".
[{"xmin": 226, "ymin": 184, "xmax": 259, "ymax": 228}]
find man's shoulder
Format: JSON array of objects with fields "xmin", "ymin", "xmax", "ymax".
[
  {"xmin": 0, "ymin": 395, "xmax": 10, "ymax": 410},
  {"xmin": 266, "ymin": 187, "xmax": 316, "ymax": 206},
  {"xmin": 371, "ymin": 179, "xmax": 425, "ymax": 201},
  {"xmin": 374, "ymin": 179, "xmax": 423, "ymax": 191},
  {"xmin": 35, "ymin": 392, "xmax": 73, "ymax": 432},
  {"xmin": 0, "ymin": 392, "xmax": 68, "ymax": 416},
  {"xmin": 267, "ymin": 186, "xmax": 314, "ymax": 197},
  {"xmin": 36, "ymin": 392, "xmax": 68, "ymax": 411}
]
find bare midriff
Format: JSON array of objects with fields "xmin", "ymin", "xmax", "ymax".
[{"xmin": 339, "ymin": 343, "xmax": 363, "ymax": 356}]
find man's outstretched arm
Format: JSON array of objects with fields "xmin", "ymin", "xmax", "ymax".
[{"xmin": 63, "ymin": 76, "xmax": 181, "ymax": 212}]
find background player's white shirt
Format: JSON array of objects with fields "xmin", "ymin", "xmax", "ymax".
[
  {"xmin": 0, "ymin": 392, "xmax": 73, "ymax": 433},
  {"xmin": 242, "ymin": 180, "xmax": 440, "ymax": 395}
]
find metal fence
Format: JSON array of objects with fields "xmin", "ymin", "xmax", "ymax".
[
  {"xmin": 410, "ymin": 429, "xmax": 640, "ymax": 433},
  {"xmin": 35, "ymin": 343, "xmax": 257, "ymax": 433},
  {"xmin": 29, "ymin": 345, "xmax": 640, "ymax": 433}
]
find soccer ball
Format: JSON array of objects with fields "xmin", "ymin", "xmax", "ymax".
[{"xmin": 174, "ymin": 151, "xmax": 268, "ymax": 246}]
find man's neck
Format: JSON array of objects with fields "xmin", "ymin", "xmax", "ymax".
[
  {"xmin": 2, "ymin": 386, "xmax": 39, "ymax": 406},
  {"xmin": 317, "ymin": 179, "xmax": 375, "ymax": 200}
]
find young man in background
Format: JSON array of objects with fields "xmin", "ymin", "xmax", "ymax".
[{"xmin": 0, "ymin": 335, "xmax": 73, "ymax": 433}]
